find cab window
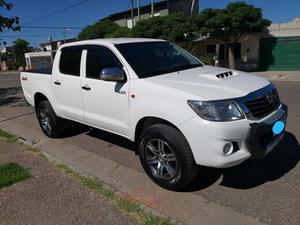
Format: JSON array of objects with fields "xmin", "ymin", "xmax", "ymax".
[{"xmin": 86, "ymin": 47, "xmax": 122, "ymax": 79}]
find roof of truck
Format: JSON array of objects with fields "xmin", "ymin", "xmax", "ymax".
[{"xmin": 60, "ymin": 38, "xmax": 166, "ymax": 48}]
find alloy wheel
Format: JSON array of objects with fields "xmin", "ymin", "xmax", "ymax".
[{"xmin": 144, "ymin": 139, "xmax": 178, "ymax": 180}]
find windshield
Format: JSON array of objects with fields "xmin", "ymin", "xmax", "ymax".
[{"xmin": 115, "ymin": 41, "xmax": 204, "ymax": 78}]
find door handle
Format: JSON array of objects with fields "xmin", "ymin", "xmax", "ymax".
[
  {"xmin": 54, "ymin": 80, "xmax": 61, "ymax": 85},
  {"xmin": 82, "ymin": 85, "xmax": 91, "ymax": 91}
]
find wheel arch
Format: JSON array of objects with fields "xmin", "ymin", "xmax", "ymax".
[
  {"xmin": 133, "ymin": 116, "xmax": 186, "ymax": 155},
  {"xmin": 34, "ymin": 92, "xmax": 50, "ymax": 111}
]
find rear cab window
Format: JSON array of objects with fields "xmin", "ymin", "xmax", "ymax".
[{"xmin": 59, "ymin": 48, "xmax": 82, "ymax": 76}]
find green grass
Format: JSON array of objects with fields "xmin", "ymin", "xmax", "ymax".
[
  {"xmin": 0, "ymin": 129, "xmax": 18, "ymax": 142},
  {"xmin": 56, "ymin": 164, "xmax": 176, "ymax": 225},
  {"xmin": 0, "ymin": 162, "xmax": 31, "ymax": 188},
  {"xmin": 0, "ymin": 129, "xmax": 46, "ymax": 160}
]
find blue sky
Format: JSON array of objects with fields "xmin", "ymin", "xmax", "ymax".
[{"xmin": 1, "ymin": 0, "xmax": 299, "ymax": 47}]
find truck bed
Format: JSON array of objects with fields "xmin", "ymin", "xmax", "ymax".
[{"xmin": 21, "ymin": 69, "xmax": 53, "ymax": 106}]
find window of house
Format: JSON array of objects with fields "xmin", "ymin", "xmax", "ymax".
[
  {"xmin": 59, "ymin": 49, "xmax": 82, "ymax": 76},
  {"xmin": 86, "ymin": 47, "xmax": 122, "ymax": 79},
  {"xmin": 206, "ymin": 45, "xmax": 216, "ymax": 56}
]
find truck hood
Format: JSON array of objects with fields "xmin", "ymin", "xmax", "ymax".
[{"xmin": 146, "ymin": 66, "xmax": 270, "ymax": 100}]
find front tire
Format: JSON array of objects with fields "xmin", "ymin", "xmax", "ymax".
[
  {"xmin": 36, "ymin": 100, "xmax": 65, "ymax": 138},
  {"xmin": 138, "ymin": 124, "xmax": 198, "ymax": 191}
]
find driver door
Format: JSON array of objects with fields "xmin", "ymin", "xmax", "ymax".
[{"xmin": 81, "ymin": 46, "xmax": 130, "ymax": 137}]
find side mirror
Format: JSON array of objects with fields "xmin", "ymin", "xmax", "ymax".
[{"xmin": 100, "ymin": 67, "xmax": 125, "ymax": 82}]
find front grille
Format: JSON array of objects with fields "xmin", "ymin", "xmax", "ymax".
[{"xmin": 244, "ymin": 89, "xmax": 280, "ymax": 119}]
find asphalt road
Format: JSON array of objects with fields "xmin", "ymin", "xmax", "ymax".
[{"xmin": 0, "ymin": 72, "xmax": 299, "ymax": 225}]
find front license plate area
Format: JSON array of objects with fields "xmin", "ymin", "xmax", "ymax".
[{"xmin": 272, "ymin": 120, "xmax": 285, "ymax": 135}]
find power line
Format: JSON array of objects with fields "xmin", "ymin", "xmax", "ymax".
[
  {"xmin": 0, "ymin": 34, "xmax": 63, "ymax": 38},
  {"xmin": 21, "ymin": 0, "xmax": 90, "ymax": 26},
  {"xmin": 1, "ymin": 0, "xmax": 89, "ymax": 34},
  {"xmin": 0, "ymin": 30, "xmax": 75, "ymax": 39},
  {"xmin": 21, "ymin": 26, "xmax": 83, "ymax": 30}
]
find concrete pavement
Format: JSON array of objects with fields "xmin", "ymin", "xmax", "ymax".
[
  {"xmin": 0, "ymin": 71, "xmax": 299, "ymax": 225},
  {"xmin": 0, "ymin": 140, "xmax": 136, "ymax": 225}
]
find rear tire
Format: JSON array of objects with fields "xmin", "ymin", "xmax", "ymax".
[
  {"xmin": 36, "ymin": 100, "xmax": 65, "ymax": 138},
  {"xmin": 138, "ymin": 124, "xmax": 198, "ymax": 191}
]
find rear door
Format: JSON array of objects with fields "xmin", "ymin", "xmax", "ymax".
[
  {"xmin": 81, "ymin": 45, "xmax": 130, "ymax": 137},
  {"xmin": 52, "ymin": 46, "xmax": 84, "ymax": 121}
]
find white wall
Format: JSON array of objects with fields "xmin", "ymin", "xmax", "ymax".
[{"xmin": 265, "ymin": 17, "xmax": 300, "ymax": 37}]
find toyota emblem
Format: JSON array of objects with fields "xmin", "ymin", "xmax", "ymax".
[{"xmin": 266, "ymin": 93, "xmax": 274, "ymax": 104}]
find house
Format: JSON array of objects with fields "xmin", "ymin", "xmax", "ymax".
[
  {"xmin": 1, "ymin": 46, "xmax": 12, "ymax": 54},
  {"xmin": 193, "ymin": 17, "xmax": 300, "ymax": 71},
  {"xmin": 40, "ymin": 38, "xmax": 76, "ymax": 51},
  {"xmin": 103, "ymin": 0, "xmax": 199, "ymax": 29}
]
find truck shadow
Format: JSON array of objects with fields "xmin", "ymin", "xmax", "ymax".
[
  {"xmin": 220, "ymin": 132, "xmax": 300, "ymax": 189},
  {"xmin": 0, "ymin": 87, "xmax": 29, "ymax": 107},
  {"xmin": 62, "ymin": 125, "xmax": 136, "ymax": 152},
  {"xmin": 87, "ymin": 128, "xmax": 136, "ymax": 152},
  {"xmin": 185, "ymin": 132, "xmax": 300, "ymax": 191}
]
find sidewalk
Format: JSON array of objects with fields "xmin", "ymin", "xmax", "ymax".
[
  {"xmin": 253, "ymin": 71, "xmax": 300, "ymax": 81},
  {"xmin": 0, "ymin": 139, "xmax": 136, "ymax": 225}
]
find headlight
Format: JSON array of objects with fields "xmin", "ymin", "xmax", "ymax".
[{"xmin": 187, "ymin": 100, "xmax": 244, "ymax": 121}]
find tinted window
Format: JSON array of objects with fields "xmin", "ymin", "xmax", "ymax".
[
  {"xmin": 86, "ymin": 47, "xmax": 122, "ymax": 79},
  {"xmin": 115, "ymin": 42, "xmax": 203, "ymax": 78},
  {"xmin": 59, "ymin": 49, "xmax": 82, "ymax": 76}
]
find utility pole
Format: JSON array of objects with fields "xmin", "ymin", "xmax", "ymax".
[
  {"xmin": 151, "ymin": 0, "xmax": 154, "ymax": 17},
  {"xmin": 0, "ymin": 39, "xmax": 2, "ymax": 67},
  {"xmin": 190, "ymin": 0, "xmax": 195, "ymax": 16},
  {"xmin": 63, "ymin": 28, "xmax": 70, "ymax": 43},
  {"xmin": 130, "ymin": 0, "xmax": 134, "ymax": 27},
  {"xmin": 137, "ymin": 0, "xmax": 140, "ymax": 22}
]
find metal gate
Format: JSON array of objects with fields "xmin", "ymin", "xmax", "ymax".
[{"xmin": 259, "ymin": 36, "xmax": 300, "ymax": 71}]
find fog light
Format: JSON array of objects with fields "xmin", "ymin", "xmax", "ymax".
[{"xmin": 223, "ymin": 143, "xmax": 234, "ymax": 156}]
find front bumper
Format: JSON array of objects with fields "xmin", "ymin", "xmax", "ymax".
[
  {"xmin": 247, "ymin": 104, "xmax": 288, "ymax": 159},
  {"xmin": 179, "ymin": 104, "xmax": 288, "ymax": 168}
]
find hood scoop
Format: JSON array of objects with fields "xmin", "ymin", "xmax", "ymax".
[{"xmin": 216, "ymin": 71, "xmax": 239, "ymax": 80}]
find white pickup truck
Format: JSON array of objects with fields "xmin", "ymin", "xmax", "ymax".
[{"xmin": 21, "ymin": 38, "xmax": 287, "ymax": 190}]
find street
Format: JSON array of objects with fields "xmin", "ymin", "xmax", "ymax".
[{"xmin": 0, "ymin": 72, "xmax": 299, "ymax": 225}]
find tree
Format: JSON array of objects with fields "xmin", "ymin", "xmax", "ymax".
[
  {"xmin": 78, "ymin": 20, "xmax": 131, "ymax": 40},
  {"xmin": 132, "ymin": 13, "xmax": 190, "ymax": 42},
  {"xmin": 0, "ymin": 0, "xmax": 19, "ymax": 32},
  {"xmin": 11, "ymin": 39, "xmax": 29, "ymax": 67},
  {"xmin": 196, "ymin": 2, "xmax": 270, "ymax": 69},
  {"xmin": 0, "ymin": 52, "xmax": 8, "ymax": 61},
  {"xmin": 105, "ymin": 27, "xmax": 132, "ymax": 38}
]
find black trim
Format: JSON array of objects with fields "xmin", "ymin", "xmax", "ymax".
[
  {"xmin": 246, "ymin": 104, "xmax": 288, "ymax": 159},
  {"xmin": 26, "ymin": 67, "xmax": 52, "ymax": 75}
]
